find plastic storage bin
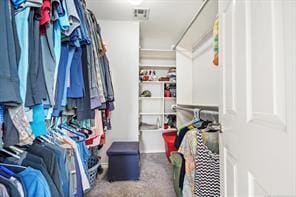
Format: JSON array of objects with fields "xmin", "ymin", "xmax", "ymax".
[
  {"xmin": 107, "ymin": 142, "xmax": 140, "ymax": 182},
  {"xmin": 162, "ymin": 131, "xmax": 177, "ymax": 161}
]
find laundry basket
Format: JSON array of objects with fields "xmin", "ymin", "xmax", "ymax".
[
  {"xmin": 87, "ymin": 146, "xmax": 101, "ymax": 189},
  {"xmin": 87, "ymin": 156, "xmax": 100, "ymax": 188},
  {"xmin": 162, "ymin": 131, "xmax": 177, "ymax": 161}
]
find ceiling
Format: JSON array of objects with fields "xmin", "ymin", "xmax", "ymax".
[{"xmin": 86, "ymin": 0, "xmax": 203, "ymax": 49}]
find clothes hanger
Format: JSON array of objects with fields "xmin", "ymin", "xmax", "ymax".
[
  {"xmin": 51, "ymin": 118, "xmax": 66, "ymax": 136},
  {"xmin": 68, "ymin": 115, "xmax": 92, "ymax": 135},
  {"xmin": 193, "ymin": 108, "xmax": 200, "ymax": 120},
  {"xmin": 77, "ymin": 127, "xmax": 92, "ymax": 137},
  {"xmin": 205, "ymin": 122, "xmax": 221, "ymax": 132},
  {"xmin": 8, "ymin": 146, "xmax": 24, "ymax": 154},
  {"xmin": 45, "ymin": 133, "xmax": 54, "ymax": 141},
  {"xmin": 59, "ymin": 116, "xmax": 88, "ymax": 138},
  {"xmin": 190, "ymin": 108, "xmax": 203, "ymax": 128},
  {"xmin": 0, "ymin": 166, "xmax": 15, "ymax": 177},
  {"xmin": 198, "ymin": 120, "xmax": 212, "ymax": 130},
  {"xmin": 48, "ymin": 117, "xmax": 66, "ymax": 141},
  {"xmin": 59, "ymin": 124, "xmax": 86, "ymax": 141},
  {"xmin": 39, "ymin": 135, "xmax": 52, "ymax": 144},
  {"xmin": 179, "ymin": 108, "xmax": 202, "ymax": 129},
  {"xmin": 36, "ymin": 137, "xmax": 44, "ymax": 143},
  {"xmin": 0, "ymin": 163, "xmax": 26, "ymax": 169},
  {"xmin": 48, "ymin": 128, "xmax": 64, "ymax": 142},
  {"xmin": 198, "ymin": 109, "xmax": 212, "ymax": 129},
  {"xmin": 0, "ymin": 148, "xmax": 20, "ymax": 160},
  {"xmin": 198, "ymin": 109, "xmax": 220, "ymax": 131}
]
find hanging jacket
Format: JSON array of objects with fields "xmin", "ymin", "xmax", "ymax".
[{"xmin": 0, "ymin": 1, "xmax": 22, "ymax": 106}]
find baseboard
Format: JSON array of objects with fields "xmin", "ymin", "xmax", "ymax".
[
  {"xmin": 140, "ymin": 150, "xmax": 166, "ymax": 154},
  {"xmin": 101, "ymin": 163, "xmax": 108, "ymax": 168}
]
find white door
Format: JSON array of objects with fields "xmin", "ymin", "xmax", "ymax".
[{"xmin": 219, "ymin": 0, "xmax": 296, "ymax": 196}]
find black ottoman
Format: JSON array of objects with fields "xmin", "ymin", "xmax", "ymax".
[{"xmin": 107, "ymin": 141, "xmax": 140, "ymax": 182}]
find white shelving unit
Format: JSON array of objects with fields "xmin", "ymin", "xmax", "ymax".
[
  {"xmin": 140, "ymin": 48, "xmax": 176, "ymax": 60},
  {"xmin": 139, "ymin": 49, "xmax": 177, "ymax": 153},
  {"xmin": 140, "ymin": 64, "xmax": 176, "ymax": 69},
  {"xmin": 164, "ymin": 112, "xmax": 177, "ymax": 115},
  {"xmin": 139, "ymin": 81, "xmax": 176, "ymax": 84},
  {"xmin": 139, "ymin": 97, "xmax": 163, "ymax": 100},
  {"xmin": 139, "ymin": 112, "xmax": 163, "ymax": 115}
]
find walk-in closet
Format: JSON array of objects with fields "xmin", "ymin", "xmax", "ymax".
[{"xmin": 0, "ymin": 0, "xmax": 296, "ymax": 196}]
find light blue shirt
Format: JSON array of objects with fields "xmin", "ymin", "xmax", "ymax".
[
  {"xmin": 15, "ymin": 7, "xmax": 30, "ymax": 103},
  {"xmin": 19, "ymin": 167, "xmax": 51, "ymax": 197},
  {"xmin": 30, "ymin": 104, "xmax": 47, "ymax": 137}
]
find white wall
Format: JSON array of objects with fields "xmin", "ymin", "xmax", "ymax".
[
  {"xmin": 176, "ymin": 49, "xmax": 193, "ymax": 105},
  {"xmin": 192, "ymin": 35, "xmax": 219, "ymax": 106},
  {"xmin": 99, "ymin": 20, "xmax": 140, "ymax": 164}
]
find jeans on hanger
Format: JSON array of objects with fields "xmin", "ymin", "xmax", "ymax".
[
  {"xmin": 52, "ymin": 44, "xmax": 75, "ymax": 117},
  {"xmin": 61, "ymin": 47, "xmax": 75, "ymax": 106},
  {"xmin": 67, "ymin": 47, "xmax": 84, "ymax": 99}
]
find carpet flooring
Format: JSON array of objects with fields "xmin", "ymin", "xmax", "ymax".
[{"xmin": 86, "ymin": 153, "xmax": 176, "ymax": 197}]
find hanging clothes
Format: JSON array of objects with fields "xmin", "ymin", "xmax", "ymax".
[
  {"xmin": 213, "ymin": 18, "xmax": 219, "ymax": 66},
  {"xmin": 67, "ymin": 47, "xmax": 85, "ymax": 99},
  {"xmin": 0, "ymin": 0, "xmax": 114, "ymax": 195},
  {"xmin": 0, "ymin": 1, "xmax": 22, "ymax": 106},
  {"xmin": 174, "ymin": 125, "xmax": 195, "ymax": 149},
  {"xmin": 6, "ymin": 106, "xmax": 34, "ymax": 146},
  {"xmin": 25, "ymin": 8, "xmax": 48, "ymax": 107},
  {"xmin": 15, "ymin": 7, "xmax": 31, "ymax": 103},
  {"xmin": 170, "ymin": 152, "xmax": 185, "ymax": 197},
  {"xmin": 178, "ymin": 129, "xmax": 198, "ymax": 197},
  {"xmin": 85, "ymin": 10, "xmax": 106, "ymax": 107},
  {"xmin": 194, "ymin": 129, "xmax": 220, "ymax": 197},
  {"xmin": 0, "ymin": 183, "xmax": 9, "ymax": 197}
]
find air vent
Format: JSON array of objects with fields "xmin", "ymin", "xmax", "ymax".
[{"xmin": 133, "ymin": 8, "xmax": 150, "ymax": 20}]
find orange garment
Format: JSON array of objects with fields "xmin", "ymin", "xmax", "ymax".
[{"xmin": 213, "ymin": 18, "xmax": 219, "ymax": 66}]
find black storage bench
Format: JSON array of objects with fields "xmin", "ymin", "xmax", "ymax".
[{"xmin": 106, "ymin": 141, "xmax": 140, "ymax": 182}]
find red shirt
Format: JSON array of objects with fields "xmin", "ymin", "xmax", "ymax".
[{"xmin": 40, "ymin": 0, "xmax": 51, "ymax": 34}]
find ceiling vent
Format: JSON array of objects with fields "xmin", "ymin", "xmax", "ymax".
[{"xmin": 133, "ymin": 8, "xmax": 150, "ymax": 20}]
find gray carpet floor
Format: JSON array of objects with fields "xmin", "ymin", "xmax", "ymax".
[{"xmin": 86, "ymin": 153, "xmax": 176, "ymax": 197}]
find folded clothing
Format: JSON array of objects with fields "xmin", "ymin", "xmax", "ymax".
[
  {"xmin": 158, "ymin": 77, "xmax": 170, "ymax": 81},
  {"xmin": 139, "ymin": 122, "xmax": 159, "ymax": 130}
]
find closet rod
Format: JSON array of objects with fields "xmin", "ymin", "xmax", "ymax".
[
  {"xmin": 173, "ymin": 105, "xmax": 196, "ymax": 113},
  {"xmin": 173, "ymin": 0, "xmax": 210, "ymax": 50},
  {"xmin": 200, "ymin": 110, "xmax": 219, "ymax": 116},
  {"xmin": 172, "ymin": 104, "xmax": 218, "ymax": 115}
]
